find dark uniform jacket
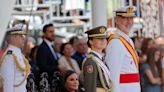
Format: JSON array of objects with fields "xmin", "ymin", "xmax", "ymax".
[{"xmin": 83, "ymin": 51, "xmax": 111, "ymax": 92}]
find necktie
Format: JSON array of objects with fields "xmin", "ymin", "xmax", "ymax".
[{"xmin": 51, "ymin": 45, "xmax": 58, "ymax": 60}]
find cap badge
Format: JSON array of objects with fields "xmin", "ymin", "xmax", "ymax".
[
  {"xmin": 99, "ymin": 27, "xmax": 105, "ymax": 33},
  {"xmin": 127, "ymin": 7, "xmax": 133, "ymax": 13}
]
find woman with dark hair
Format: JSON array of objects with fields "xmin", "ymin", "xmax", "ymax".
[
  {"xmin": 141, "ymin": 38, "xmax": 155, "ymax": 55},
  {"xmin": 142, "ymin": 47, "xmax": 162, "ymax": 92},
  {"xmin": 139, "ymin": 38, "xmax": 155, "ymax": 91},
  {"xmin": 61, "ymin": 70, "xmax": 79, "ymax": 92},
  {"xmin": 58, "ymin": 42, "xmax": 80, "ymax": 75},
  {"xmin": 29, "ymin": 46, "xmax": 40, "ymax": 88},
  {"xmin": 82, "ymin": 26, "xmax": 112, "ymax": 92},
  {"xmin": 140, "ymin": 38, "xmax": 155, "ymax": 64},
  {"xmin": 29, "ymin": 46, "xmax": 39, "ymax": 73}
]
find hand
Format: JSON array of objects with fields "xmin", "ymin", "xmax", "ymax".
[
  {"xmin": 58, "ymin": 64, "xmax": 65, "ymax": 73},
  {"xmin": 139, "ymin": 54, "xmax": 147, "ymax": 64},
  {"xmin": 156, "ymin": 78, "xmax": 162, "ymax": 85}
]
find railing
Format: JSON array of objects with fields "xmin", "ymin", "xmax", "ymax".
[
  {"xmin": 27, "ymin": 72, "xmax": 63, "ymax": 92},
  {"xmin": 13, "ymin": 0, "xmax": 92, "ymax": 37}
]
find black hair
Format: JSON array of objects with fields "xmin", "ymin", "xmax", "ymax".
[
  {"xmin": 61, "ymin": 70, "xmax": 78, "ymax": 92},
  {"xmin": 42, "ymin": 23, "xmax": 53, "ymax": 33},
  {"xmin": 131, "ymin": 36, "xmax": 138, "ymax": 43},
  {"xmin": 60, "ymin": 42, "xmax": 70, "ymax": 55},
  {"xmin": 29, "ymin": 46, "xmax": 38, "ymax": 60},
  {"xmin": 87, "ymin": 37, "xmax": 93, "ymax": 48},
  {"xmin": 69, "ymin": 36, "xmax": 79, "ymax": 45},
  {"xmin": 62, "ymin": 70, "xmax": 76, "ymax": 84}
]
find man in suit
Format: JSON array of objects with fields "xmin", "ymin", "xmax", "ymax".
[
  {"xmin": 105, "ymin": 6, "xmax": 141, "ymax": 92},
  {"xmin": 72, "ymin": 38, "xmax": 88, "ymax": 69},
  {"xmin": 36, "ymin": 23, "xmax": 59, "ymax": 81},
  {"xmin": 0, "ymin": 24, "xmax": 30, "ymax": 92}
]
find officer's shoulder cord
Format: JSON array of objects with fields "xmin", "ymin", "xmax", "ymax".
[
  {"xmin": 0, "ymin": 53, "xmax": 30, "ymax": 87},
  {"xmin": 12, "ymin": 53, "xmax": 30, "ymax": 73},
  {"xmin": 82, "ymin": 54, "xmax": 113, "ymax": 92},
  {"xmin": 11, "ymin": 53, "xmax": 31, "ymax": 87},
  {"xmin": 0, "ymin": 53, "xmax": 30, "ymax": 73},
  {"xmin": 91, "ymin": 56, "xmax": 113, "ymax": 92}
]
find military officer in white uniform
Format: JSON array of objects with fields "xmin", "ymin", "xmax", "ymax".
[
  {"xmin": 105, "ymin": 6, "xmax": 141, "ymax": 92},
  {"xmin": 0, "ymin": 25, "xmax": 30, "ymax": 92}
]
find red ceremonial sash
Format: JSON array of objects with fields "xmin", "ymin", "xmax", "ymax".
[{"xmin": 108, "ymin": 34, "xmax": 139, "ymax": 69}]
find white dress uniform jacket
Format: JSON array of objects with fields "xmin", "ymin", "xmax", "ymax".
[
  {"xmin": 105, "ymin": 29, "xmax": 141, "ymax": 92},
  {"xmin": 1, "ymin": 45, "xmax": 27, "ymax": 92}
]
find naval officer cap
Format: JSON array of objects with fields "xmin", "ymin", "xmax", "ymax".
[
  {"xmin": 85, "ymin": 26, "xmax": 109, "ymax": 38},
  {"xmin": 115, "ymin": 5, "xmax": 137, "ymax": 17},
  {"xmin": 7, "ymin": 23, "xmax": 27, "ymax": 35}
]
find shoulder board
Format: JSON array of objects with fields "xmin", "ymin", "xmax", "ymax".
[
  {"xmin": 82, "ymin": 54, "xmax": 94, "ymax": 70},
  {"xmin": 88, "ymin": 54, "xmax": 94, "ymax": 59},
  {"xmin": 107, "ymin": 34, "xmax": 120, "ymax": 44},
  {"xmin": 110, "ymin": 34, "xmax": 120, "ymax": 39},
  {"xmin": 7, "ymin": 50, "xmax": 12, "ymax": 55}
]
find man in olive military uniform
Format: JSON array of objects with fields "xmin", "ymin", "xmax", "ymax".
[
  {"xmin": 105, "ymin": 6, "xmax": 141, "ymax": 92},
  {"xmin": 0, "ymin": 24, "xmax": 30, "ymax": 92},
  {"xmin": 83, "ymin": 26, "xmax": 112, "ymax": 92}
]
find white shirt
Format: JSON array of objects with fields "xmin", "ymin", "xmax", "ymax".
[
  {"xmin": 105, "ymin": 29, "xmax": 141, "ymax": 92},
  {"xmin": 90, "ymin": 50, "xmax": 103, "ymax": 59},
  {"xmin": 44, "ymin": 39, "xmax": 58, "ymax": 59}
]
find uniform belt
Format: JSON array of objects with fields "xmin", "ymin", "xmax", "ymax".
[{"xmin": 120, "ymin": 73, "xmax": 140, "ymax": 83}]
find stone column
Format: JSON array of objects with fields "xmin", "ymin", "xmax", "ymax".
[
  {"xmin": 120, "ymin": 0, "xmax": 126, "ymax": 7},
  {"xmin": 91, "ymin": 0, "xmax": 107, "ymax": 27},
  {"xmin": 0, "ymin": 0, "xmax": 15, "ymax": 47}
]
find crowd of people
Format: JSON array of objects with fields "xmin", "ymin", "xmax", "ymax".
[{"xmin": 1, "ymin": 5, "xmax": 164, "ymax": 92}]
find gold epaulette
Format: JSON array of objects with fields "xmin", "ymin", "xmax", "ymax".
[{"xmin": 107, "ymin": 34, "xmax": 120, "ymax": 44}]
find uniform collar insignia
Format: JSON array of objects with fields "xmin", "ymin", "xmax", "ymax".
[
  {"xmin": 7, "ymin": 50, "xmax": 12, "ymax": 55},
  {"xmin": 127, "ymin": 7, "xmax": 133, "ymax": 13}
]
